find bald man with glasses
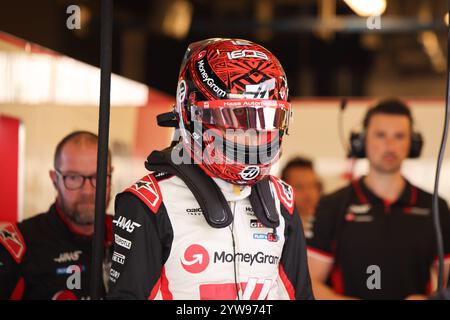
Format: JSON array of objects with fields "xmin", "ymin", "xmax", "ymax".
[{"xmin": 0, "ymin": 131, "xmax": 113, "ymax": 300}]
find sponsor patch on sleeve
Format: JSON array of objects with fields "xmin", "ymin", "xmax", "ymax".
[
  {"xmin": 270, "ymin": 176, "xmax": 295, "ymax": 215},
  {"xmin": 125, "ymin": 174, "xmax": 163, "ymax": 214},
  {"xmin": 0, "ymin": 222, "xmax": 26, "ymax": 263}
]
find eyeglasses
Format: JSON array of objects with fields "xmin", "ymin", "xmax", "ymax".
[{"xmin": 54, "ymin": 169, "xmax": 111, "ymax": 190}]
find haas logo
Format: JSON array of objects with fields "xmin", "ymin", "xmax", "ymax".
[
  {"xmin": 200, "ymin": 278, "xmax": 273, "ymax": 300},
  {"xmin": 53, "ymin": 250, "xmax": 82, "ymax": 263},
  {"xmin": 113, "ymin": 216, "xmax": 141, "ymax": 233},
  {"xmin": 239, "ymin": 166, "xmax": 260, "ymax": 181},
  {"xmin": 244, "ymin": 78, "xmax": 276, "ymax": 99},
  {"xmin": 181, "ymin": 244, "xmax": 210, "ymax": 274}
]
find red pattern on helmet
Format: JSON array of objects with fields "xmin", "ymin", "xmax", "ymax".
[{"xmin": 191, "ymin": 40, "xmax": 287, "ymax": 100}]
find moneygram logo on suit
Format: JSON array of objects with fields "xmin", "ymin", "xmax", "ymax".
[
  {"xmin": 180, "ymin": 244, "xmax": 279, "ymax": 274},
  {"xmin": 180, "ymin": 244, "xmax": 279, "ymax": 300}
]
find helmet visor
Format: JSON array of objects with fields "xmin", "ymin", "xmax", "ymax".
[{"xmin": 190, "ymin": 99, "xmax": 291, "ymax": 132}]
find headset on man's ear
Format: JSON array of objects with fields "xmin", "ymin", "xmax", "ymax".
[{"xmin": 348, "ymin": 131, "xmax": 424, "ymax": 159}]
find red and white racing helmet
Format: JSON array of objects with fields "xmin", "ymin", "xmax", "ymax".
[{"xmin": 175, "ymin": 38, "xmax": 292, "ymax": 185}]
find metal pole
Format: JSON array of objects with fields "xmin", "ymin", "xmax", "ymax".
[
  {"xmin": 431, "ymin": 0, "xmax": 450, "ymax": 293},
  {"xmin": 90, "ymin": 0, "xmax": 113, "ymax": 300}
]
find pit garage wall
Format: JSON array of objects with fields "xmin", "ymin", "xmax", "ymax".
[
  {"xmin": 0, "ymin": 97, "xmax": 449, "ymax": 220},
  {"xmin": 0, "ymin": 89, "xmax": 173, "ymax": 221},
  {"xmin": 0, "ymin": 115, "xmax": 23, "ymax": 222}
]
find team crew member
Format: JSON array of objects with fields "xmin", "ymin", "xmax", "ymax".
[
  {"xmin": 307, "ymin": 99, "xmax": 450, "ymax": 300},
  {"xmin": 281, "ymin": 157, "xmax": 322, "ymax": 238},
  {"xmin": 107, "ymin": 38, "xmax": 314, "ymax": 300},
  {"xmin": 0, "ymin": 131, "xmax": 113, "ymax": 300}
]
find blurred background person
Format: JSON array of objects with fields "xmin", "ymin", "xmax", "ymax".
[
  {"xmin": 0, "ymin": 131, "xmax": 113, "ymax": 300},
  {"xmin": 306, "ymin": 99, "xmax": 450, "ymax": 300},
  {"xmin": 281, "ymin": 157, "xmax": 323, "ymax": 238}
]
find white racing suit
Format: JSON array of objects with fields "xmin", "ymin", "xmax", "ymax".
[{"xmin": 107, "ymin": 170, "xmax": 314, "ymax": 300}]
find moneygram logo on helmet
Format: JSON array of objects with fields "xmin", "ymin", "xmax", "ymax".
[
  {"xmin": 181, "ymin": 244, "xmax": 280, "ymax": 274},
  {"xmin": 172, "ymin": 38, "xmax": 292, "ymax": 185}
]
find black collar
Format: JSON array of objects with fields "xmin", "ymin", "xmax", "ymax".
[{"xmin": 352, "ymin": 176, "xmax": 417, "ymax": 207}]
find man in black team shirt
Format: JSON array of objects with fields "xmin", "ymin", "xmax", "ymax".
[
  {"xmin": 0, "ymin": 131, "xmax": 113, "ymax": 300},
  {"xmin": 307, "ymin": 99, "xmax": 450, "ymax": 300}
]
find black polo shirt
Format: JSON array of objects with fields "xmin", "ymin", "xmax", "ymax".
[{"xmin": 307, "ymin": 176, "xmax": 450, "ymax": 299}]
